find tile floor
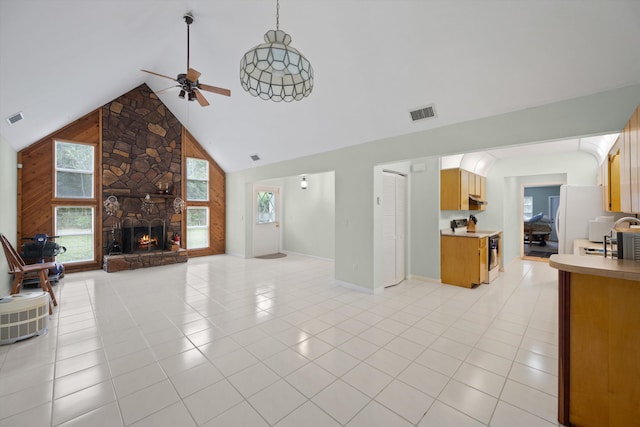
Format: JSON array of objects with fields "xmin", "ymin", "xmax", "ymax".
[{"xmin": 0, "ymin": 254, "xmax": 563, "ymax": 426}]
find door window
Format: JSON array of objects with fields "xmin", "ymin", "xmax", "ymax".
[{"xmin": 257, "ymin": 191, "xmax": 276, "ymax": 224}]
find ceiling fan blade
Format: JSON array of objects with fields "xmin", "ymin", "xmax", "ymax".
[
  {"xmin": 186, "ymin": 67, "xmax": 201, "ymax": 82},
  {"xmin": 198, "ymin": 83, "xmax": 231, "ymax": 97},
  {"xmin": 194, "ymin": 90, "xmax": 210, "ymax": 107},
  {"xmin": 155, "ymin": 85, "xmax": 178, "ymax": 95},
  {"xmin": 141, "ymin": 69, "xmax": 178, "ymax": 82}
]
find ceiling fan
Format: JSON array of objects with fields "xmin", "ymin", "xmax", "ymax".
[{"xmin": 141, "ymin": 13, "xmax": 230, "ymax": 107}]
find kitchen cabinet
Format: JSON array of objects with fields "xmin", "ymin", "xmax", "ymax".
[
  {"xmin": 440, "ymin": 168, "xmax": 486, "ymax": 211},
  {"xmin": 440, "ymin": 235, "xmax": 487, "ymax": 287},
  {"xmin": 550, "ymin": 256, "xmax": 640, "ymax": 427},
  {"xmin": 602, "ymin": 145, "xmax": 620, "ymax": 212},
  {"xmin": 605, "ymin": 105, "xmax": 640, "ymax": 213}
]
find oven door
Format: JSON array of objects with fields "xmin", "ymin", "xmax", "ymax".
[{"xmin": 488, "ymin": 235, "xmax": 499, "ymax": 271}]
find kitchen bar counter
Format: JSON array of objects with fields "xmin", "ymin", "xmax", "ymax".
[
  {"xmin": 549, "ymin": 254, "xmax": 640, "ymax": 426},
  {"xmin": 549, "ymin": 253, "xmax": 640, "ymax": 281}
]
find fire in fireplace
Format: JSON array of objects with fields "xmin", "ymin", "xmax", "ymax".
[
  {"xmin": 121, "ymin": 219, "xmax": 166, "ymax": 253},
  {"xmin": 137, "ymin": 234, "xmax": 158, "ymax": 250}
]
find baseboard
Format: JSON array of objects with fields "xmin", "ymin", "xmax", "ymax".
[
  {"xmin": 334, "ymin": 280, "xmax": 382, "ymax": 295},
  {"xmin": 280, "ymin": 250, "xmax": 334, "ymax": 262},
  {"xmin": 224, "ymin": 251, "xmax": 247, "ymax": 259},
  {"xmin": 407, "ymin": 274, "xmax": 442, "ymax": 284}
]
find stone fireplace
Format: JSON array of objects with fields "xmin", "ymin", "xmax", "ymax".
[{"xmin": 101, "ymin": 84, "xmax": 188, "ymax": 272}]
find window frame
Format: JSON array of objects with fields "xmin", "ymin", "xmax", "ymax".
[
  {"xmin": 186, "ymin": 157, "xmax": 210, "ymax": 202},
  {"xmin": 523, "ymin": 195, "xmax": 534, "ymax": 218},
  {"xmin": 54, "ymin": 139, "xmax": 96, "ymax": 200},
  {"xmin": 186, "ymin": 206, "xmax": 210, "ymax": 250},
  {"xmin": 54, "ymin": 205, "xmax": 96, "ymax": 264},
  {"xmin": 50, "ymin": 138, "xmax": 101, "ymax": 271}
]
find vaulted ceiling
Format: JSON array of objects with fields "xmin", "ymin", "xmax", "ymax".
[{"xmin": 1, "ymin": 0, "xmax": 639, "ymax": 172}]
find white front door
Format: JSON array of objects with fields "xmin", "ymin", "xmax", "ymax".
[
  {"xmin": 253, "ymin": 186, "xmax": 281, "ymax": 257},
  {"xmin": 383, "ymin": 172, "xmax": 406, "ymax": 287}
]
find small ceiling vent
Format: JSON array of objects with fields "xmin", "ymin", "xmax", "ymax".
[
  {"xmin": 6, "ymin": 111, "xmax": 24, "ymax": 125},
  {"xmin": 409, "ymin": 104, "xmax": 436, "ymax": 122},
  {"xmin": 250, "ymin": 154, "xmax": 260, "ymax": 161}
]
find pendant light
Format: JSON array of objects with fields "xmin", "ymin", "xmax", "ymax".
[
  {"xmin": 300, "ymin": 175, "xmax": 308, "ymax": 189},
  {"xmin": 240, "ymin": 0, "xmax": 313, "ymax": 102}
]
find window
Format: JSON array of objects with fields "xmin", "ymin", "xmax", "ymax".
[
  {"xmin": 55, "ymin": 140, "xmax": 94, "ymax": 198},
  {"xmin": 186, "ymin": 207, "xmax": 209, "ymax": 249},
  {"xmin": 186, "ymin": 158, "xmax": 209, "ymax": 201},
  {"xmin": 54, "ymin": 207, "xmax": 94, "ymax": 263},
  {"xmin": 257, "ymin": 191, "xmax": 276, "ymax": 224},
  {"xmin": 523, "ymin": 196, "xmax": 533, "ymax": 218}
]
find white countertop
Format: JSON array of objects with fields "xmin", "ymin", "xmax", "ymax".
[
  {"xmin": 440, "ymin": 229, "xmax": 501, "ymax": 238},
  {"xmin": 550, "ymin": 254, "xmax": 640, "ymax": 281}
]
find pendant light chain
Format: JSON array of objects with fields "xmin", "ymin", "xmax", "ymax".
[
  {"xmin": 276, "ymin": 0, "xmax": 280, "ymax": 30},
  {"xmin": 186, "ymin": 20, "xmax": 190, "ymax": 70}
]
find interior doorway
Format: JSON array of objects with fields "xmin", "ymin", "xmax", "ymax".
[
  {"xmin": 522, "ymin": 184, "xmax": 560, "ymax": 260},
  {"xmin": 382, "ymin": 171, "xmax": 406, "ymax": 287}
]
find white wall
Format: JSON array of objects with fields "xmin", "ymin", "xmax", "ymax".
[
  {"xmin": 282, "ymin": 172, "xmax": 335, "ymax": 259},
  {"xmin": 0, "ymin": 136, "xmax": 18, "ymax": 295},
  {"xmin": 226, "ymin": 83, "xmax": 640, "ymax": 291}
]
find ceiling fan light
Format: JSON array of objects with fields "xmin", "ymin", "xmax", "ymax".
[
  {"xmin": 188, "ymin": 92, "xmax": 196, "ymax": 101},
  {"xmin": 178, "ymin": 90, "xmax": 186, "ymax": 99}
]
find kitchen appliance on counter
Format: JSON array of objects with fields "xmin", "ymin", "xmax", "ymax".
[
  {"xmin": 556, "ymin": 185, "xmax": 623, "ymax": 254},
  {"xmin": 450, "ymin": 218, "xmax": 468, "ymax": 233},
  {"xmin": 588, "ymin": 216, "xmax": 615, "ymax": 243},
  {"xmin": 603, "ymin": 217, "xmax": 640, "ymax": 260}
]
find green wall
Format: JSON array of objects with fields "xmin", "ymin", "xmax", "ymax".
[
  {"xmin": 0, "ymin": 136, "xmax": 18, "ymax": 295},
  {"xmin": 227, "ymin": 84, "xmax": 640, "ymax": 291},
  {"xmin": 282, "ymin": 171, "xmax": 335, "ymax": 259}
]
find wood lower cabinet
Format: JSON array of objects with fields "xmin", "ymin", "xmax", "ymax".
[
  {"xmin": 558, "ymin": 271, "xmax": 640, "ymax": 426},
  {"xmin": 440, "ymin": 235, "xmax": 487, "ymax": 288}
]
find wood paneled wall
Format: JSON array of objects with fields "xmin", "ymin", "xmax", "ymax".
[
  {"xmin": 184, "ymin": 130, "xmax": 226, "ymax": 255},
  {"xmin": 18, "ymin": 111, "xmax": 101, "ymax": 272}
]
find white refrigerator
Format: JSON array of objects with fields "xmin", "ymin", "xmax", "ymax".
[{"xmin": 556, "ymin": 185, "xmax": 611, "ymax": 254}]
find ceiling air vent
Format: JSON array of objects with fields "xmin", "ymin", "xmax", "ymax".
[
  {"xmin": 409, "ymin": 104, "xmax": 436, "ymax": 122},
  {"xmin": 6, "ymin": 111, "xmax": 24, "ymax": 125},
  {"xmin": 250, "ymin": 154, "xmax": 260, "ymax": 161}
]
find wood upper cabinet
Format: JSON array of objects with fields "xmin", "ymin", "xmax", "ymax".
[
  {"xmin": 440, "ymin": 168, "xmax": 486, "ymax": 211},
  {"xmin": 606, "ymin": 105, "xmax": 640, "ymax": 213},
  {"xmin": 630, "ymin": 107, "xmax": 640, "ymax": 212},
  {"xmin": 441, "ymin": 168, "xmax": 469, "ymax": 210},
  {"xmin": 440, "ymin": 235, "xmax": 487, "ymax": 288},
  {"xmin": 608, "ymin": 145, "xmax": 621, "ymax": 212}
]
